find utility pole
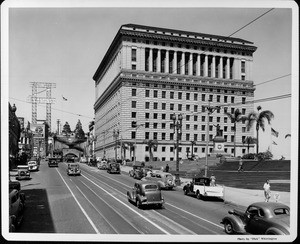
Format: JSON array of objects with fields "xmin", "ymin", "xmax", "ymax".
[
  {"xmin": 204, "ymin": 101, "xmax": 220, "ymax": 177},
  {"xmin": 171, "ymin": 113, "xmax": 183, "ymax": 186}
]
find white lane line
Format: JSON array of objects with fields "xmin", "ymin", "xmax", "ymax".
[
  {"xmin": 77, "ymin": 180, "xmax": 134, "ymax": 234},
  {"xmin": 56, "ymin": 168, "xmax": 100, "ymax": 234},
  {"xmin": 165, "ymin": 202, "xmax": 223, "ymax": 229},
  {"xmin": 83, "ymin": 170, "xmax": 223, "ymax": 230},
  {"xmin": 81, "ymin": 174, "xmax": 170, "ymax": 235}
]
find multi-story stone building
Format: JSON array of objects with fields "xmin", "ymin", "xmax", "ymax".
[{"xmin": 93, "ymin": 24, "xmax": 256, "ymax": 162}]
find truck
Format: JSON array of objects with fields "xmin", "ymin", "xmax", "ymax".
[{"xmin": 183, "ymin": 176, "xmax": 224, "ymax": 200}]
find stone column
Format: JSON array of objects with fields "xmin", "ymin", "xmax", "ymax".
[
  {"xmin": 157, "ymin": 49, "xmax": 161, "ymax": 73},
  {"xmin": 226, "ymin": 57, "xmax": 230, "ymax": 79},
  {"xmin": 248, "ymin": 60, "xmax": 253, "ymax": 80},
  {"xmin": 149, "ymin": 48, "xmax": 153, "ymax": 72},
  {"xmin": 196, "ymin": 53, "xmax": 200, "ymax": 76},
  {"xmin": 173, "ymin": 51, "xmax": 177, "ymax": 74},
  {"xmin": 212, "ymin": 55, "xmax": 215, "ymax": 78},
  {"xmin": 204, "ymin": 54, "xmax": 208, "ymax": 77},
  {"xmin": 165, "ymin": 50, "xmax": 169, "ymax": 73},
  {"xmin": 219, "ymin": 56, "xmax": 223, "ymax": 78},
  {"xmin": 181, "ymin": 52, "xmax": 185, "ymax": 75},
  {"xmin": 188, "ymin": 53, "xmax": 193, "ymax": 75},
  {"xmin": 140, "ymin": 47, "xmax": 145, "ymax": 71}
]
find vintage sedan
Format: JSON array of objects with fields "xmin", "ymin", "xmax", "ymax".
[
  {"xmin": 27, "ymin": 160, "xmax": 39, "ymax": 171},
  {"xmin": 107, "ymin": 162, "xmax": 121, "ymax": 174},
  {"xmin": 97, "ymin": 159, "xmax": 108, "ymax": 170},
  {"xmin": 9, "ymin": 185, "xmax": 25, "ymax": 231},
  {"xmin": 15, "ymin": 165, "xmax": 31, "ymax": 180},
  {"xmin": 127, "ymin": 181, "xmax": 164, "ymax": 209},
  {"xmin": 67, "ymin": 163, "xmax": 81, "ymax": 176},
  {"xmin": 142, "ymin": 171, "xmax": 176, "ymax": 190},
  {"xmin": 221, "ymin": 202, "xmax": 290, "ymax": 235},
  {"xmin": 48, "ymin": 157, "xmax": 59, "ymax": 167}
]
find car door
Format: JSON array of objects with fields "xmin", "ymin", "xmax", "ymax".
[{"xmin": 246, "ymin": 206, "xmax": 267, "ymax": 234}]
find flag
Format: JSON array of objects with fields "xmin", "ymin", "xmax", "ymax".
[
  {"xmin": 272, "ymin": 141, "xmax": 277, "ymax": 145},
  {"xmin": 271, "ymin": 127, "xmax": 279, "ymax": 137},
  {"xmin": 62, "ymin": 96, "xmax": 68, "ymax": 101}
]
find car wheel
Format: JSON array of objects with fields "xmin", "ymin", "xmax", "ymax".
[
  {"xmin": 196, "ymin": 191, "xmax": 202, "ymax": 200},
  {"xmin": 224, "ymin": 220, "xmax": 234, "ymax": 234}
]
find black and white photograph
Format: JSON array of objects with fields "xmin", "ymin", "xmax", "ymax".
[{"xmin": 1, "ymin": 0, "xmax": 298, "ymax": 242}]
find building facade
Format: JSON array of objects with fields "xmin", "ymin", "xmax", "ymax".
[{"xmin": 93, "ymin": 24, "xmax": 256, "ymax": 162}]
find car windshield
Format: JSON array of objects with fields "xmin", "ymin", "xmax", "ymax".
[
  {"xmin": 28, "ymin": 161, "xmax": 36, "ymax": 165},
  {"xmin": 274, "ymin": 208, "xmax": 290, "ymax": 215},
  {"xmin": 145, "ymin": 184, "xmax": 158, "ymax": 191}
]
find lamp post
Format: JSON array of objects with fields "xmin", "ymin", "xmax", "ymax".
[
  {"xmin": 171, "ymin": 113, "xmax": 183, "ymax": 186},
  {"xmin": 204, "ymin": 101, "xmax": 220, "ymax": 177},
  {"xmin": 132, "ymin": 121, "xmax": 144, "ymax": 165},
  {"xmin": 113, "ymin": 129, "xmax": 119, "ymax": 161}
]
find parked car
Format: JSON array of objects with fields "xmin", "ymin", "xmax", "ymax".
[
  {"xmin": 97, "ymin": 159, "xmax": 108, "ymax": 170},
  {"xmin": 183, "ymin": 176, "xmax": 224, "ymax": 200},
  {"xmin": 107, "ymin": 162, "xmax": 121, "ymax": 174},
  {"xmin": 27, "ymin": 160, "xmax": 39, "ymax": 171},
  {"xmin": 67, "ymin": 163, "xmax": 81, "ymax": 176},
  {"xmin": 142, "ymin": 171, "xmax": 176, "ymax": 190},
  {"xmin": 15, "ymin": 165, "xmax": 30, "ymax": 180},
  {"xmin": 127, "ymin": 181, "xmax": 164, "ymax": 209},
  {"xmin": 9, "ymin": 184, "xmax": 25, "ymax": 232},
  {"xmin": 48, "ymin": 157, "xmax": 59, "ymax": 167},
  {"xmin": 221, "ymin": 202, "xmax": 290, "ymax": 235}
]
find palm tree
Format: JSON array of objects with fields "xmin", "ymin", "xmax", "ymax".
[
  {"xmin": 224, "ymin": 108, "xmax": 247, "ymax": 157},
  {"xmin": 242, "ymin": 136, "xmax": 257, "ymax": 154},
  {"xmin": 246, "ymin": 106, "xmax": 274, "ymax": 155},
  {"xmin": 143, "ymin": 139, "xmax": 158, "ymax": 163}
]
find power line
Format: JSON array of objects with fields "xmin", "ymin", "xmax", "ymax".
[{"xmin": 254, "ymin": 74, "xmax": 291, "ymax": 86}]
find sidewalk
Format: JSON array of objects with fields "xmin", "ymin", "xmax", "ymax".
[{"xmin": 120, "ymin": 165, "xmax": 290, "ymax": 208}]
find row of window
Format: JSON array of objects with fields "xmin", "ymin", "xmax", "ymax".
[
  {"xmin": 144, "ymin": 145, "xmax": 247, "ymax": 155},
  {"xmin": 131, "ymin": 131, "xmax": 248, "ymax": 143},
  {"xmin": 131, "ymin": 88, "xmax": 247, "ymax": 104},
  {"xmin": 133, "ymin": 102, "xmax": 247, "ymax": 115}
]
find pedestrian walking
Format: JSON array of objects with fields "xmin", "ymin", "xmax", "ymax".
[
  {"xmin": 263, "ymin": 179, "xmax": 271, "ymax": 202},
  {"xmin": 210, "ymin": 174, "xmax": 216, "ymax": 186},
  {"xmin": 238, "ymin": 158, "xmax": 244, "ymax": 172},
  {"xmin": 165, "ymin": 164, "xmax": 169, "ymax": 172}
]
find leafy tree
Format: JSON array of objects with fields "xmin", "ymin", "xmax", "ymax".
[
  {"xmin": 74, "ymin": 119, "xmax": 85, "ymax": 139},
  {"xmin": 243, "ymin": 136, "xmax": 257, "ymax": 154},
  {"xmin": 143, "ymin": 139, "xmax": 158, "ymax": 163},
  {"xmin": 224, "ymin": 108, "xmax": 247, "ymax": 157},
  {"xmin": 62, "ymin": 122, "xmax": 72, "ymax": 135},
  {"xmin": 246, "ymin": 106, "xmax": 274, "ymax": 155}
]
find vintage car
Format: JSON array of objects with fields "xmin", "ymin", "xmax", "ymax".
[
  {"xmin": 221, "ymin": 202, "xmax": 290, "ymax": 235},
  {"xmin": 183, "ymin": 176, "xmax": 224, "ymax": 200},
  {"xmin": 48, "ymin": 157, "xmax": 59, "ymax": 167},
  {"xmin": 97, "ymin": 159, "xmax": 108, "ymax": 170},
  {"xmin": 67, "ymin": 163, "xmax": 81, "ymax": 176},
  {"xmin": 27, "ymin": 160, "xmax": 39, "ymax": 171},
  {"xmin": 142, "ymin": 171, "xmax": 176, "ymax": 190},
  {"xmin": 107, "ymin": 162, "xmax": 121, "ymax": 174},
  {"xmin": 129, "ymin": 165, "xmax": 143, "ymax": 178},
  {"xmin": 127, "ymin": 181, "xmax": 164, "ymax": 209},
  {"xmin": 15, "ymin": 165, "xmax": 31, "ymax": 180},
  {"xmin": 9, "ymin": 185, "xmax": 25, "ymax": 231}
]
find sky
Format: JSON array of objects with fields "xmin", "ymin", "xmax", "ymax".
[{"xmin": 2, "ymin": 0, "xmax": 298, "ymax": 160}]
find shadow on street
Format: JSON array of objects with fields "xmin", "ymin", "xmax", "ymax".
[{"xmin": 16, "ymin": 188, "xmax": 55, "ymax": 233}]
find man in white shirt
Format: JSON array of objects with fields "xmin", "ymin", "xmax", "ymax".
[{"xmin": 263, "ymin": 179, "xmax": 271, "ymax": 202}]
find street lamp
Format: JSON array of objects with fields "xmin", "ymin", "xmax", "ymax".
[
  {"xmin": 204, "ymin": 101, "xmax": 220, "ymax": 177},
  {"xmin": 171, "ymin": 113, "xmax": 183, "ymax": 186},
  {"xmin": 132, "ymin": 121, "xmax": 144, "ymax": 165},
  {"xmin": 113, "ymin": 129, "xmax": 119, "ymax": 161}
]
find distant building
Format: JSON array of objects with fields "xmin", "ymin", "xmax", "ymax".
[
  {"xmin": 92, "ymin": 24, "xmax": 256, "ymax": 162},
  {"xmin": 9, "ymin": 103, "xmax": 21, "ymax": 168}
]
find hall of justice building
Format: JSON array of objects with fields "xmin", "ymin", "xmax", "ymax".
[{"xmin": 92, "ymin": 24, "xmax": 257, "ymax": 162}]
